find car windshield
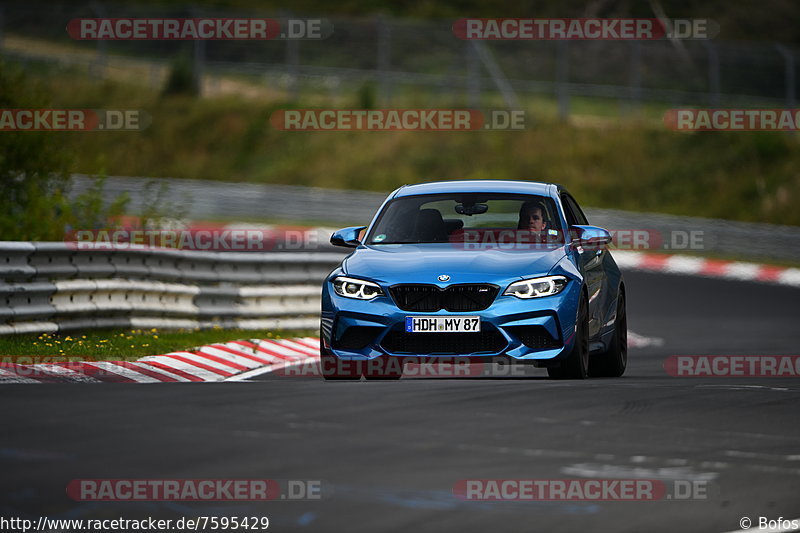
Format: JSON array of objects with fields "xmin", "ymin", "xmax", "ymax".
[{"xmin": 366, "ymin": 193, "xmax": 564, "ymax": 245}]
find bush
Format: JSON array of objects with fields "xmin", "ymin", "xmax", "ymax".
[
  {"xmin": 162, "ymin": 53, "xmax": 198, "ymax": 97},
  {"xmin": 0, "ymin": 62, "xmax": 129, "ymax": 240}
]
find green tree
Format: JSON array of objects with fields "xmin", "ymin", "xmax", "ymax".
[{"xmin": 0, "ymin": 62, "xmax": 128, "ymax": 240}]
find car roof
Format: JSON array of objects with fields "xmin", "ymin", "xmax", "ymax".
[{"xmin": 393, "ymin": 180, "xmax": 559, "ymax": 198}]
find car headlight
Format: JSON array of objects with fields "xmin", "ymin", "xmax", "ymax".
[
  {"xmin": 332, "ymin": 276, "xmax": 384, "ymax": 300},
  {"xmin": 504, "ymin": 275, "xmax": 568, "ymax": 299}
]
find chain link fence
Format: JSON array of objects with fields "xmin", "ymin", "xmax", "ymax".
[{"xmin": 1, "ymin": 1, "xmax": 798, "ymax": 117}]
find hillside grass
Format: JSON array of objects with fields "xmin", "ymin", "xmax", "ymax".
[{"xmin": 20, "ymin": 60, "xmax": 800, "ymax": 226}]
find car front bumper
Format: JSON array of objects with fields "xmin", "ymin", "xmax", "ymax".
[{"xmin": 321, "ymin": 278, "xmax": 581, "ymax": 362}]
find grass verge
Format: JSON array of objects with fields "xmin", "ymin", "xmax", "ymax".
[{"xmin": 0, "ymin": 328, "xmax": 318, "ymax": 362}]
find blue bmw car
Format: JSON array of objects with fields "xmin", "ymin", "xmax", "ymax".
[{"xmin": 321, "ymin": 180, "xmax": 626, "ymax": 380}]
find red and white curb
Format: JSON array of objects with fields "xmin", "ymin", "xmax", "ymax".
[
  {"xmin": 613, "ymin": 250, "xmax": 800, "ymax": 287},
  {"xmin": 0, "ymin": 337, "xmax": 321, "ymax": 384},
  {"xmin": 0, "ymin": 330, "xmax": 664, "ymax": 384}
]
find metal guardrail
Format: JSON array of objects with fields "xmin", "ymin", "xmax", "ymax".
[
  {"xmin": 0, "ymin": 242, "xmax": 343, "ymax": 335},
  {"xmin": 73, "ymin": 175, "xmax": 800, "ymax": 264}
]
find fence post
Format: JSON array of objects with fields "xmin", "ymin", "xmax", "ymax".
[
  {"xmin": 703, "ymin": 41, "xmax": 720, "ymax": 107},
  {"xmin": 90, "ymin": 1, "xmax": 107, "ymax": 80},
  {"xmin": 556, "ymin": 40, "xmax": 570, "ymax": 121},
  {"xmin": 470, "ymin": 41, "xmax": 520, "ymax": 109},
  {"xmin": 285, "ymin": 14, "xmax": 300, "ymax": 100},
  {"xmin": 0, "ymin": 6, "xmax": 5, "ymax": 52},
  {"xmin": 628, "ymin": 40, "xmax": 642, "ymax": 115},
  {"xmin": 192, "ymin": 7, "xmax": 205, "ymax": 96},
  {"xmin": 775, "ymin": 43, "xmax": 797, "ymax": 110},
  {"xmin": 466, "ymin": 40, "xmax": 481, "ymax": 107},
  {"xmin": 376, "ymin": 15, "xmax": 392, "ymax": 105}
]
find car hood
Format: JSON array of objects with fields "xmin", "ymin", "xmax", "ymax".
[{"xmin": 343, "ymin": 243, "xmax": 568, "ymax": 286}]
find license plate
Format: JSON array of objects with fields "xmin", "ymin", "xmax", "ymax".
[{"xmin": 405, "ymin": 316, "xmax": 481, "ymax": 333}]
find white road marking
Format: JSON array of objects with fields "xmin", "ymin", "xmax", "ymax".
[
  {"xmin": 561, "ymin": 463, "xmax": 718, "ymax": 481},
  {"xmin": 724, "ymin": 450, "xmax": 800, "ymax": 462},
  {"xmin": 628, "ymin": 331, "xmax": 664, "ymax": 348}
]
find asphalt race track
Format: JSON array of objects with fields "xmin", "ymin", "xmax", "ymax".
[{"xmin": 2, "ymin": 270, "xmax": 799, "ymax": 533}]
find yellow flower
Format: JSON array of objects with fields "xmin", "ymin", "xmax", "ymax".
[{"xmin": 153, "ymin": 335, "xmax": 158, "ymax": 339}]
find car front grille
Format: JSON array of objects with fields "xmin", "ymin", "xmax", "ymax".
[
  {"xmin": 380, "ymin": 324, "xmax": 507, "ymax": 355},
  {"xmin": 505, "ymin": 325, "xmax": 562, "ymax": 350},
  {"xmin": 389, "ymin": 284, "xmax": 498, "ymax": 312}
]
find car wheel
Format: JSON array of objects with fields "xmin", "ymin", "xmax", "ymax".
[
  {"xmin": 320, "ymin": 345, "xmax": 362, "ymax": 381},
  {"xmin": 548, "ymin": 293, "xmax": 589, "ymax": 380},
  {"xmin": 589, "ymin": 293, "xmax": 627, "ymax": 378}
]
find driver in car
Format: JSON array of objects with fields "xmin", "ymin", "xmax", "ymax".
[
  {"xmin": 517, "ymin": 201, "xmax": 556, "ymax": 244},
  {"xmin": 518, "ymin": 201, "xmax": 547, "ymax": 231}
]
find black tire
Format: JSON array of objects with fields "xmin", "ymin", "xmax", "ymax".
[
  {"xmin": 548, "ymin": 293, "xmax": 589, "ymax": 380},
  {"xmin": 320, "ymin": 347, "xmax": 362, "ymax": 381},
  {"xmin": 589, "ymin": 293, "xmax": 628, "ymax": 378}
]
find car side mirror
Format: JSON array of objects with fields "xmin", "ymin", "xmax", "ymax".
[
  {"xmin": 570, "ymin": 225, "xmax": 612, "ymax": 248},
  {"xmin": 330, "ymin": 226, "xmax": 366, "ymax": 248}
]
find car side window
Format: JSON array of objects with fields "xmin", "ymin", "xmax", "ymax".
[{"xmin": 562, "ymin": 194, "xmax": 588, "ymax": 226}]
